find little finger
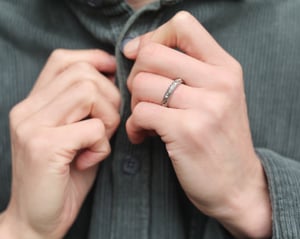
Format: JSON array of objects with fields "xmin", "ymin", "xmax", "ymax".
[{"xmin": 126, "ymin": 101, "xmax": 179, "ymax": 144}]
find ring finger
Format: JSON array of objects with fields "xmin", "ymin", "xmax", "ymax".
[{"xmin": 131, "ymin": 72, "xmax": 203, "ymax": 110}]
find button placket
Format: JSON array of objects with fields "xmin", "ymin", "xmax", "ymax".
[{"xmin": 122, "ymin": 155, "xmax": 140, "ymax": 175}]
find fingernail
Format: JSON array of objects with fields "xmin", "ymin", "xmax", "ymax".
[
  {"xmin": 120, "ymin": 37, "xmax": 134, "ymax": 53},
  {"xmin": 121, "ymin": 36, "xmax": 140, "ymax": 55}
]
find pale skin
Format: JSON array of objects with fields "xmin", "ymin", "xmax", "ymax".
[
  {"xmin": 0, "ymin": 50, "xmax": 121, "ymax": 239},
  {"xmin": 0, "ymin": 11, "xmax": 271, "ymax": 239},
  {"xmin": 124, "ymin": 12, "xmax": 272, "ymax": 238}
]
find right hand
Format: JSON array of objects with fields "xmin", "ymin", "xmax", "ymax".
[{"xmin": 1, "ymin": 49, "xmax": 121, "ymax": 239}]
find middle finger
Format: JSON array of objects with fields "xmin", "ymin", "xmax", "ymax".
[{"xmin": 127, "ymin": 43, "xmax": 215, "ymax": 90}]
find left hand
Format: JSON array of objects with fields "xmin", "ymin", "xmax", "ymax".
[{"xmin": 124, "ymin": 11, "xmax": 271, "ymax": 239}]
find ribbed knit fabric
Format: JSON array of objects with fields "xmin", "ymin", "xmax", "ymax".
[
  {"xmin": 258, "ymin": 149, "xmax": 300, "ymax": 238},
  {"xmin": 1, "ymin": 0, "xmax": 300, "ymax": 238}
]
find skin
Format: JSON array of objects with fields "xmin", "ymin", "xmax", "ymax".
[
  {"xmin": 124, "ymin": 12, "xmax": 272, "ymax": 238},
  {"xmin": 0, "ymin": 49, "xmax": 121, "ymax": 238},
  {"xmin": 0, "ymin": 11, "xmax": 272, "ymax": 239}
]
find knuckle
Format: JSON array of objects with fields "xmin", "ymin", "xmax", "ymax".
[
  {"xmin": 13, "ymin": 125, "xmax": 53, "ymax": 165},
  {"xmin": 14, "ymin": 121, "xmax": 37, "ymax": 148},
  {"xmin": 108, "ymin": 85, "xmax": 122, "ymax": 109},
  {"xmin": 112, "ymin": 113, "xmax": 121, "ymax": 128},
  {"xmin": 131, "ymin": 103, "xmax": 142, "ymax": 120},
  {"xmin": 70, "ymin": 80, "xmax": 98, "ymax": 109},
  {"xmin": 231, "ymin": 59, "xmax": 243, "ymax": 75},
  {"xmin": 228, "ymin": 79, "xmax": 244, "ymax": 101},
  {"xmin": 88, "ymin": 49, "xmax": 102, "ymax": 56},
  {"xmin": 71, "ymin": 61, "xmax": 95, "ymax": 73},
  {"xmin": 75, "ymin": 79, "xmax": 98, "ymax": 97},
  {"xmin": 132, "ymin": 102, "xmax": 148, "ymax": 121},
  {"xmin": 202, "ymin": 94, "xmax": 236, "ymax": 126},
  {"xmin": 223, "ymin": 77, "xmax": 242, "ymax": 94},
  {"xmin": 137, "ymin": 33, "xmax": 152, "ymax": 49},
  {"xmin": 171, "ymin": 11, "xmax": 194, "ymax": 26},
  {"xmin": 131, "ymin": 72, "xmax": 147, "ymax": 93},
  {"xmin": 93, "ymin": 118, "xmax": 106, "ymax": 134},
  {"xmin": 49, "ymin": 49, "xmax": 69, "ymax": 62},
  {"xmin": 64, "ymin": 63, "xmax": 99, "ymax": 88},
  {"xmin": 218, "ymin": 70, "xmax": 244, "ymax": 97},
  {"xmin": 182, "ymin": 112, "xmax": 208, "ymax": 141},
  {"xmin": 137, "ymin": 42, "xmax": 159, "ymax": 62},
  {"xmin": 90, "ymin": 49, "xmax": 108, "ymax": 59},
  {"xmin": 104, "ymin": 113, "xmax": 121, "ymax": 131},
  {"xmin": 9, "ymin": 100, "xmax": 29, "ymax": 130},
  {"xmin": 183, "ymin": 99, "xmax": 223, "ymax": 136},
  {"xmin": 101, "ymin": 144, "xmax": 111, "ymax": 158},
  {"xmin": 207, "ymin": 100, "xmax": 226, "ymax": 124}
]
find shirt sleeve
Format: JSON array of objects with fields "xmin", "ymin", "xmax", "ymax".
[{"xmin": 256, "ymin": 148, "xmax": 300, "ymax": 238}]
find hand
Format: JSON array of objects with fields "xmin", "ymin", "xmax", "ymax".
[
  {"xmin": 1, "ymin": 49, "xmax": 121, "ymax": 239},
  {"xmin": 124, "ymin": 12, "xmax": 271, "ymax": 238}
]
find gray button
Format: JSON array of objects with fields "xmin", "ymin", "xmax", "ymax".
[
  {"xmin": 87, "ymin": 0, "xmax": 102, "ymax": 7},
  {"xmin": 122, "ymin": 156, "xmax": 140, "ymax": 175}
]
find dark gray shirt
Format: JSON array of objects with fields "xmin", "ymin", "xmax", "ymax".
[{"xmin": 0, "ymin": 0, "xmax": 300, "ymax": 238}]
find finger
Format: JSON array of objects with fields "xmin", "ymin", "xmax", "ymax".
[
  {"xmin": 130, "ymin": 72, "xmax": 201, "ymax": 110},
  {"xmin": 53, "ymin": 62, "xmax": 121, "ymax": 108},
  {"xmin": 31, "ymin": 49, "xmax": 116, "ymax": 94},
  {"xmin": 33, "ymin": 62, "xmax": 121, "ymax": 109},
  {"xmin": 123, "ymin": 11, "xmax": 233, "ymax": 65},
  {"xmin": 126, "ymin": 101, "xmax": 178, "ymax": 144},
  {"xmin": 30, "ymin": 81, "xmax": 120, "ymax": 137},
  {"xmin": 13, "ymin": 62, "xmax": 121, "ymax": 129},
  {"xmin": 75, "ymin": 139, "xmax": 110, "ymax": 170},
  {"xmin": 127, "ymin": 43, "xmax": 215, "ymax": 90},
  {"xmin": 54, "ymin": 118, "xmax": 110, "ymax": 169}
]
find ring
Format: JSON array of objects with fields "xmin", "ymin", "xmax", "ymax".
[{"xmin": 161, "ymin": 78, "xmax": 183, "ymax": 107}]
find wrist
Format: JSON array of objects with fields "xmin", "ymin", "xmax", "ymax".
[
  {"xmin": 0, "ymin": 209, "xmax": 51, "ymax": 239},
  {"xmin": 217, "ymin": 156, "xmax": 272, "ymax": 238},
  {"xmin": 0, "ymin": 212, "xmax": 15, "ymax": 239}
]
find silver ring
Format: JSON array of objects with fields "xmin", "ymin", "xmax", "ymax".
[{"xmin": 161, "ymin": 78, "xmax": 183, "ymax": 107}]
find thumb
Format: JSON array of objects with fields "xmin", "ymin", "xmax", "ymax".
[{"xmin": 122, "ymin": 36, "xmax": 142, "ymax": 59}]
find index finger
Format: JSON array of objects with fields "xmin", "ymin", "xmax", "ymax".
[
  {"xmin": 123, "ymin": 11, "xmax": 233, "ymax": 66},
  {"xmin": 31, "ymin": 49, "xmax": 116, "ymax": 95}
]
